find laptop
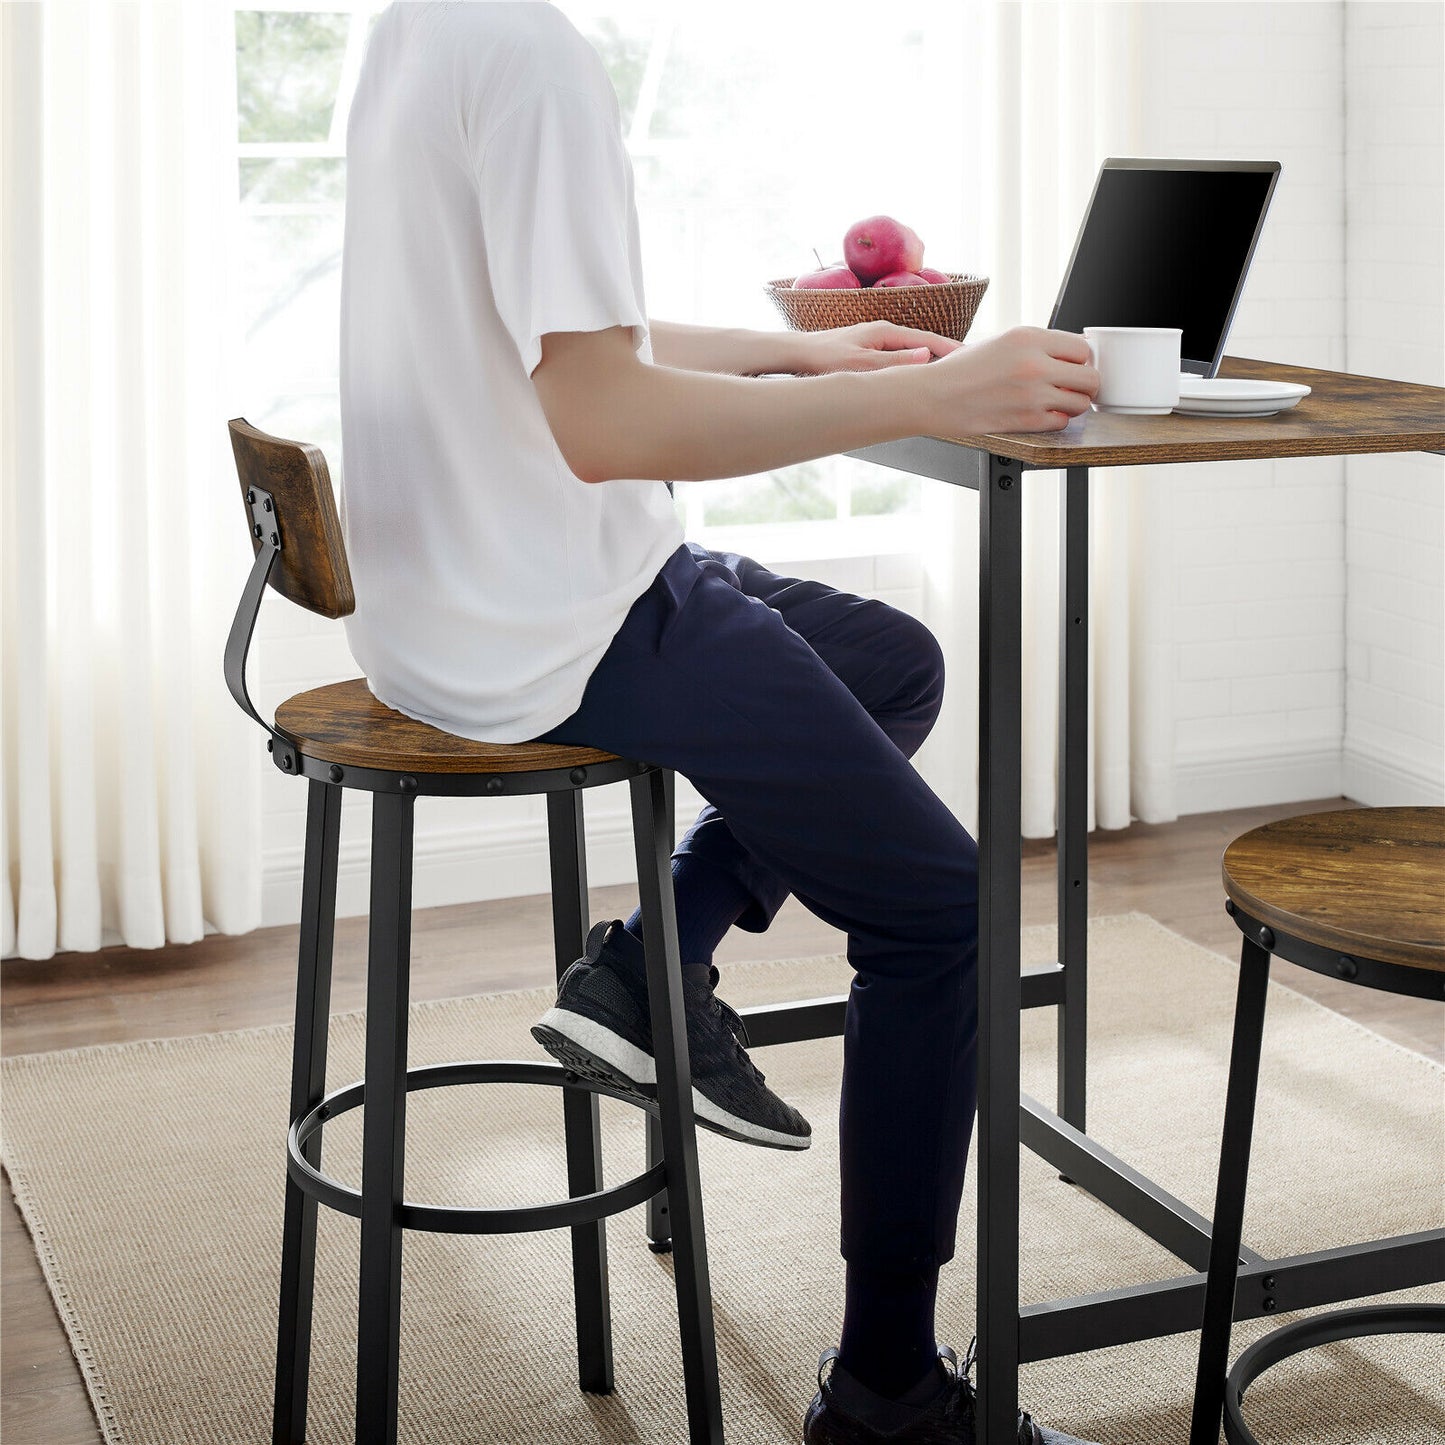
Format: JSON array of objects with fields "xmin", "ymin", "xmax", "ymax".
[{"xmin": 1047, "ymin": 158, "xmax": 1281, "ymax": 379}]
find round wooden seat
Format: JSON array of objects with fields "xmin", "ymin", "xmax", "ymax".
[
  {"xmin": 274, "ymin": 677, "xmax": 618, "ymax": 775},
  {"xmin": 1222, "ymin": 806, "xmax": 1445, "ymax": 973}
]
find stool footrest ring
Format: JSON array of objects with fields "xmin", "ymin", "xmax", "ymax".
[
  {"xmin": 287, "ymin": 1059, "xmax": 668, "ymax": 1235},
  {"xmin": 1224, "ymin": 1303, "xmax": 1445, "ymax": 1445}
]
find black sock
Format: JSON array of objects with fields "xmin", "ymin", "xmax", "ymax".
[
  {"xmin": 604, "ymin": 918, "xmax": 647, "ymax": 972},
  {"xmin": 622, "ymin": 852, "xmax": 753, "ymax": 968},
  {"xmin": 837, "ymin": 1263, "xmax": 941, "ymax": 1402}
]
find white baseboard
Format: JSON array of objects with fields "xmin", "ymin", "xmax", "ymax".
[
  {"xmin": 1175, "ymin": 743, "xmax": 1344, "ymax": 816},
  {"xmin": 261, "ymin": 785, "xmax": 707, "ymax": 928},
  {"xmin": 1341, "ymin": 743, "xmax": 1445, "ymax": 807}
]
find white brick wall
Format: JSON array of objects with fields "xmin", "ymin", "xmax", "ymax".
[
  {"xmin": 1341, "ymin": 1, "xmax": 1445, "ymax": 805},
  {"xmin": 1137, "ymin": 1, "xmax": 1354, "ymax": 813}
]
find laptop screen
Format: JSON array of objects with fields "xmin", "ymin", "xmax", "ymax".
[{"xmin": 1048, "ymin": 160, "xmax": 1280, "ymax": 376}]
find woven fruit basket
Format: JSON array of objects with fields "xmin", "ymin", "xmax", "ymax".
[{"xmin": 765, "ymin": 273, "xmax": 989, "ymax": 344}]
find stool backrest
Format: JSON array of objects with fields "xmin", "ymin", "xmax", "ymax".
[{"xmin": 227, "ymin": 417, "xmax": 355, "ymax": 619}]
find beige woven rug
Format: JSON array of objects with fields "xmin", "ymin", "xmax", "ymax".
[{"xmin": 3, "ymin": 913, "xmax": 1442, "ymax": 1445}]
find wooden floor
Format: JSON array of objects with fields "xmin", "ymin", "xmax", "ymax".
[{"xmin": 3, "ymin": 798, "xmax": 1440, "ymax": 1443}]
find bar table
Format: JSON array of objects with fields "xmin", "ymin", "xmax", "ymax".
[{"xmin": 730, "ymin": 354, "xmax": 1445, "ymax": 1443}]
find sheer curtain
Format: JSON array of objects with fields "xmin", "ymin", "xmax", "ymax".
[
  {"xmin": 913, "ymin": 0, "xmax": 1178, "ymax": 839},
  {"xmin": 1, "ymin": 1, "xmax": 260, "ymax": 960}
]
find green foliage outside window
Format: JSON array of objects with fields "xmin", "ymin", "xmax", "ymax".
[
  {"xmin": 236, "ymin": 11, "xmax": 352, "ymax": 144},
  {"xmin": 853, "ymin": 474, "xmax": 921, "ymax": 518},
  {"xmin": 240, "ymin": 157, "xmax": 346, "ymax": 207},
  {"xmin": 703, "ymin": 463, "xmax": 837, "ymax": 527},
  {"xmin": 583, "ymin": 17, "xmax": 650, "ymax": 131}
]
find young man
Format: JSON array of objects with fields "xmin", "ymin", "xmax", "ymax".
[{"xmin": 339, "ymin": 4, "xmax": 1100, "ymax": 1442}]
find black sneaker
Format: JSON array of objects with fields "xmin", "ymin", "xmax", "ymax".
[
  {"xmin": 531, "ymin": 919, "xmax": 812, "ymax": 1151},
  {"xmin": 803, "ymin": 1341, "xmax": 1101, "ymax": 1444}
]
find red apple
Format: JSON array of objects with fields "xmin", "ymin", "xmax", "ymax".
[
  {"xmin": 874, "ymin": 271, "xmax": 930, "ymax": 287},
  {"xmin": 843, "ymin": 215, "xmax": 925, "ymax": 285},
  {"xmin": 918, "ymin": 267, "xmax": 952, "ymax": 285},
  {"xmin": 793, "ymin": 266, "xmax": 863, "ymax": 290}
]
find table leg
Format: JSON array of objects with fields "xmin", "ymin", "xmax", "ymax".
[
  {"xmin": 1057, "ymin": 466, "xmax": 1090, "ymax": 1131},
  {"xmin": 978, "ymin": 451, "xmax": 1024, "ymax": 1444}
]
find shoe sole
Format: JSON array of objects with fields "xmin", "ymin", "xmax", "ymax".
[{"xmin": 531, "ymin": 1007, "xmax": 811, "ymax": 1152}]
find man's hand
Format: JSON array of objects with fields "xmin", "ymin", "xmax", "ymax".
[
  {"xmin": 793, "ymin": 319, "xmax": 962, "ymax": 374},
  {"xmin": 916, "ymin": 325, "xmax": 1099, "ymax": 434}
]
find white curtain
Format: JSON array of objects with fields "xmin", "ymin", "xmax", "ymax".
[
  {"xmin": 1, "ymin": 0, "xmax": 260, "ymax": 960},
  {"xmin": 914, "ymin": 0, "xmax": 1178, "ymax": 839}
]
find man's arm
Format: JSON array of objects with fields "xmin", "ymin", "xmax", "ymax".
[
  {"xmin": 648, "ymin": 317, "xmax": 964, "ymax": 377},
  {"xmin": 648, "ymin": 319, "xmax": 810, "ymax": 377},
  {"xmin": 532, "ymin": 324, "xmax": 1099, "ymax": 485}
]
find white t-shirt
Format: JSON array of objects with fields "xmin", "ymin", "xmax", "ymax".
[{"xmin": 339, "ymin": 0, "xmax": 684, "ymax": 743}]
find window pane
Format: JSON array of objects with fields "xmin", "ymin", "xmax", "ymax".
[
  {"xmin": 238, "ymin": 212, "xmax": 343, "ymax": 389},
  {"xmin": 239, "ymin": 157, "xmax": 346, "ymax": 208},
  {"xmin": 852, "ymin": 473, "xmax": 922, "ymax": 519},
  {"xmin": 579, "ymin": 16, "xmax": 652, "ymax": 133},
  {"xmin": 236, "ymin": 11, "xmax": 352, "ymax": 144},
  {"xmin": 703, "ymin": 464, "xmax": 838, "ymax": 527}
]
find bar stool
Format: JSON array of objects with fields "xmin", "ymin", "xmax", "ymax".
[
  {"xmin": 1189, "ymin": 806, "xmax": 1445, "ymax": 1445},
  {"xmin": 224, "ymin": 418, "xmax": 725, "ymax": 1445}
]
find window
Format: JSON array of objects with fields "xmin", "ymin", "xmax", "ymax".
[
  {"xmin": 234, "ymin": 2, "xmax": 967, "ymax": 549},
  {"xmin": 234, "ymin": 7, "xmax": 373, "ymax": 468}
]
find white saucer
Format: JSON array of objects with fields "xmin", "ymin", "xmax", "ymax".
[{"xmin": 1173, "ymin": 377, "xmax": 1311, "ymax": 419}]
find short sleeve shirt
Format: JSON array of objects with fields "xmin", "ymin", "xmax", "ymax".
[{"xmin": 338, "ymin": 0, "xmax": 683, "ymax": 742}]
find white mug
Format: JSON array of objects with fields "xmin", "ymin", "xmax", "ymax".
[{"xmin": 1083, "ymin": 327, "xmax": 1182, "ymax": 415}]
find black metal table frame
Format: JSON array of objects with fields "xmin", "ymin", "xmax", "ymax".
[{"xmin": 688, "ymin": 437, "xmax": 1445, "ymax": 1444}]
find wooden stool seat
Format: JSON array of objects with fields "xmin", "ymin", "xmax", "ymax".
[
  {"xmin": 1222, "ymin": 806, "xmax": 1445, "ymax": 973},
  {"xmin": 274, "ymin": 678, "xmax": 619, "ymax": 775}
]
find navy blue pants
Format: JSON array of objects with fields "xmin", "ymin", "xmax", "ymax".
[{"xmin": 536, "ymin": 542, "xmax": 979, "ymax": 1273}]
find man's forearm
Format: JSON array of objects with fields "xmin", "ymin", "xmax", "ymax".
[
  {"xmin": 648, "ymin": 318, "xmax": 809, "ymax": 377},
  {"xmin": 572, "ymin": 359, "xmax": 934, "ymax": 484},
  {"xmin": 535, "ymin": 322, "xmax": 1096, "ymax": 484}
]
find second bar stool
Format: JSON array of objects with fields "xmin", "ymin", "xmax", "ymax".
[
  {"xmin": 225, "ymin": 418, "xmax": 725, "ymax": 1445},
  {"xmin": 1189, "ymin": 805, "xmax": 1445, "ymax": 1445}
]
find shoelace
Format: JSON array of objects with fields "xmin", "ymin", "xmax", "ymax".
[
  {"xmin": 690, "ymin": 965, "xmax": 767, "ymax": 1085},
  {"xmin": 603, "ymin": 924, "xmax": 767, "ymax": 1086}
]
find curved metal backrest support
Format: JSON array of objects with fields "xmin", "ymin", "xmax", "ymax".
[
  {"xmin": 224, "ymin": 495, "xmax": 300, "ymax": 775},
  {"xmin": 225, "ymin": 417, "xmax": 355, "ymax": 774}
]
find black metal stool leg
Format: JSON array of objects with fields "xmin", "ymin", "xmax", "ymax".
[
  {"xmin": 646, "ymin": 768, "xmax": 678, "ymax": 1254},
  {"xmin": 274, "ymin": 780, "xmax": 343, "ymax": 1445},
  {"xmin": 631, "ymin": 769, "xmax": 724, "ymax": 1444},
  {"xmin": 546, "ymin": 791, "xmax": 615, "ymax": 1393},
  {"xmin": 356, "ymin": 790, "xmax": 415, "ymax": 1445},
  {"xmin": 1191, "ymin": 936, "xmax": 1272, "ymax": 1445}
]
